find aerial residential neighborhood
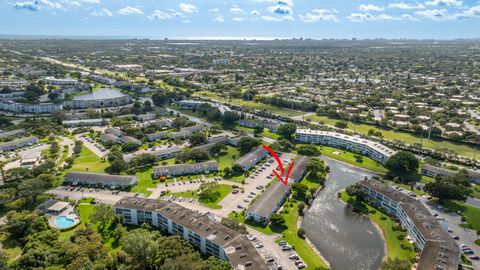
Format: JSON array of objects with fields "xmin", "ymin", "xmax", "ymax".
[{"xmin": 0, "ymin": 1, "xmax": 479, "ymax": 270}]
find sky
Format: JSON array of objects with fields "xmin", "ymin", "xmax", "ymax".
[{"xmin": 2, "ymin": 0, "xmax": 480, "ymax": 39}]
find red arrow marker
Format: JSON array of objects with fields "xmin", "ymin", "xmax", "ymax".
[
  {"xmin": 273, "ymin": 161, "xmax": 295, "ymax": 186},
  {"xmin": 262, "ymin": 144, "xmax": 284, "ymax": 174}
]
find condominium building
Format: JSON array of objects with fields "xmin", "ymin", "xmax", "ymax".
[
  {"xmin": 295, "ymin": 129, "xmax": 396, "ymax": 164},
  {"xmin": 0, "ymin": 136, "xmax": 38, "ymax": 152},
  {"xmin": 360, "ymin": 179, "xmax": 460, "ymax": 270},
  {"xmin": 153, "ymin": 161, "xmax": 218, "ymax": 178},
  {"xmin": 245, "ymin": 156, "xmax": 310, "ymax": 223},
  {"xmin": 0, "ymin": 101, "xmax": 62, "ymax": 113},
  {"xmin": 114, "ymin": 197, "xmax": 268, "ymax": 270},
  {"xmin": 64, "ymin": 171, "xmax": 137, "ymax": 188},
  {"xmin": 64, "ymin": 88, "xmax": 132, "ymax": 109},
  {"xmin": 150, "ymin": 146, "xmax": 182, "ymax": 160},
  {"xmin": 178, "ymin": 100, "xmax": 209, "ymax": 109},
  {"xmin": 421, "ymin": 164, "xmax": 480, "ymax": 184},
  {"xmin": 0, "ymin": 129, "xmax": 26, "ymax": 139},
  {"xmin": 0, "ymin": 79, "xmax": 29, "ymax": 89},
  {"xmin": 43, "ymin": 77, "xmax": 79, "ymax": 86},
  {"xmin": 0, "ymin": 92, "xmax": 25, "ymax": 100},
  {"xmin": 234, "ymin": 146, "xmax": 268, "ymax": 171},
  {"xmin": 62, "ymin": 119, "xmax": 106, "ymax": 127}
]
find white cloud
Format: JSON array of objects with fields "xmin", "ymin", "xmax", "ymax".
[
  {"xmin": 230, "ymin": 6, "xmax": 245, "ymax": 14},
  {"xmin": 359, "ymin": 4, "xmax": 384, "ymax": 11},
  {"xmin": 214, "ymin": 15, "xmax": 225, "ymax": 22},
  {"xmin": 90, "ymin": 8, "xmax": 112, "ymax": 16},
  {"xmin": 251, "ymin": 10, "xmax": 260, "ymax": 16},
  {"xmin": 78, "ymin": 0, "xmax": 99, "ymax": 3},
  {"xmin": 425, "ymin": 0, "xmax": 462, "ymax": 7},
  {"xmin": 118, "ymin": 6, "xmax": 143, "ymax": 15},
  {"xmin": 267, "ymin": 5, "xmax": 292, "ymax": 15},
  {"xmin": 261, "ymin": 15, "xmax": 294, "ymax": 21},
  {"xmin": 147, "ymin": 10, "xmax": 171, "ymax": 20},
  {"xmin": 232, "ymin": 17, "xmax": 244, "ymax": 21},
  {"xmin": 453, "ymin": 5, "xmax": 480, "ymax": 19},
  {"xmin": 388, "ymin": 2, "xmax": 425, "ymax": 9},
  {"xmin": 208, "ymin": 8, "xmax": 219, "ymax": 13},
  {"xmin": 14, "ymin": 0, "xmax": 63, "ymax": 11},
  {"xmin": 179, "ymin": 3, "xmax": 197, "ymax": 13},
  {"xmin": 348, "ymin": 12, "xmax": 419, "ymax": 22},
  {"xmin": 415, "ymin": 8, "xmax": 452, "ymax": 20},
  {"xmin": 253, "ymin": 0, "xmax": 293, "ymax": 6},
  {"xmin": 300, "ymin": 9, "xmax": 339, "ymax": 22}
]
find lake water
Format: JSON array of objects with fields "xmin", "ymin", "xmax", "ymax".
[{"xmin": 302, "ymin": 157, "xmax": 385, "ymax": 270}]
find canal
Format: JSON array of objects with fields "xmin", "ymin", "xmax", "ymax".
[{"xmin": 302, "ymin": 157, "xmax": 385, "ymax": 270}]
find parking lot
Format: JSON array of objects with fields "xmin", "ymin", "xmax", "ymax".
[
  {"xmin": 47, "ymin": 186, "xmax": 144, "ymax": 204},
  {"xmin": 218, "ymin": 152, "xmax": 295, "ymax": 216},
  {"xmin": 75, "ymin": 133, "xmax": 108, "ymax": 158}
]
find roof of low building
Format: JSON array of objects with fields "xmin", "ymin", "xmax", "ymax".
[{"xmin": 64, "ymin": 171, "xmax": 137, "ymax": 184}]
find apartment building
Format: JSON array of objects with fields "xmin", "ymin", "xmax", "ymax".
[
  {"xmin": 360, "ymin": 179, "xmax": 460, "ymax": 270},
  {"xmin": 64, "ymin": 171, "xmax": 137, "ymax": 188},
  {"xmin": 295, "ymin": 129, "xmax": 396, "ymax": 164},
  {"xmin": 234, "ymin": 146, "xmax": 268, "ymax": 171},
  {"xmin": 421, "ymin": 164, "xmax": 480, "ymax": 184},
  {"xmin": 153, "ymin": 161, "xmax": 218, "ymax": 178},
  {"xmin": 114, "ymin": 197, "xmax": 268, "ymax": 270},
  {"xmin": 245, "ymin": 156, "xmax": 310, "ymax": 223},
  {"xmin": 0, "ymin": 101, "xmax": 62, "ymax": 113},
  {"xmin": 0, "ymin": 136, "xmax": 38, "ymax": 152}
]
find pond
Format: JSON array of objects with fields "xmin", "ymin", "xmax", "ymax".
[{"xmin": 302, "ymin": 157, "xmax": 385, "ymax": 270}]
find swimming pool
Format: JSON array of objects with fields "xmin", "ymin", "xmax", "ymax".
[{"xmin": 54, "ymin": 216, "xmax": 75, "ymax": 229}]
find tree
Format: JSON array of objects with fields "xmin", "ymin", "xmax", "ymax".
[
  {"xmin": 292, "ymin": 182, "xmax": 309, "ymax": 198},
  {"xmin": 90, "ymin": 204, "xmax": 115, "ymax": 231},
  {"xmin": 223, "ymin": 167, "xmax": 232, "ymax": 176},
  {"xmin": 198, "ymin": 182, "xmax": 220, "ymax": 202},
  {"xmin": 385, "ymin": 151, "xmax": 419, "ymax": 182},
  {"xmin": 381, "ymin": 258, "xmax": 410, "ymax": 270},
  {"xmin": 297, "ymin": 145, "xmax": 320, "ymax": 156},
  {"xmin": 221, "ymin": 111, "xmax": 240, "ymax": 128},
  {"xmin": 232, "ymin": 164, "xmax": 244, "ymax": 174},
  {"xmin": 297, "ymin": 228, "xmax": 306, "ymax": 238},
  {"xmin": 189, "ymin": 132, "xmax": 207, "ymax": 146},
  {"xmin": 221, "ymin": 217, "xmax": 247, "ymax": 234},
  {"xmin": 211, "ymin": 142, "xmax": 227, "ymax": 154},
  {"xmin": 298, "ymin": 202, "xmax": 306, "ymax": 216},
  {"xmin": 49, "ymin": 141, "xmax": 59, "ymax": 155},
  {"xmin": 17, "ymin": 177, "xmax": 50, "ymax": 204},
  {"xmin": 108, "ymin": 159, "xmax": 129, "ymax": 174},
  {"xmin": 130, "ymin": 153, "xmax": 156, "ymax": 167},
  {"xmin": 424, "ymin": 173, "xmax": 470, "ymax": 202},
  {"xmin": 269, "ymin": 214, "xmax": 285, "ymax": 226},
  {"xmin": 276, "ymin": 123, "xmax": 297, "ymax": 140},
  {"xmin": 73, "ymin": 140, "xmax": 83, "ymax": 155},
  {"xmin": 253, "ymin": 125, "xmax": 264, "ymax": 136},
  {"xmin": 122, "ymin": 142, "xmax": 140, "ymax": 153},
  {"xmin": 335, "ymin": 121, "xmax": 348, "ymax": 129},
  {"xmin": 238, "ymin": 137, "xmax": 260, "ymax": 154},
  {"xmin": 122, "ymin": 229, "xmax": 159, "ymax": 270}
]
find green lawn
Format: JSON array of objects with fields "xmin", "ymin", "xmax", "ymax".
[
  {"xmin": 170, "ymin": 183, "xmax": 232, "ymax": 209},
  {"xmin": 442, "ymin": 200, "xmax": 480, "ymax": 231},
  {"xmin": 130, "ymin": 168, "xmax": 157, "ymax": 196},
  {"xmin": 69, "ymin": 146, "xmax": 108, "ymax": 173},
  {"xmin": 340, "ymin": 192, "xmax": 416, "ymax": 262},
  {"xmin": 229, "ymin": 212, "xmax": 275, "ymax": 235},
  {"xmin": 235, "ymin": 126, "xmax": 280, "ymax": 140},
  {"xmin": 59, "ymin": 202, "xmax": 95, "ymax": 240},
  {"xmin": 215, "ymin": 146, "xmax": 241, "ymax": 171},
  {"xmin": 307, "ymin": 115, "xmax": 480, "ymax": 159},
  {"xmin": 194, "ymin": 91, "xmax": 303, "ymax": 117}
]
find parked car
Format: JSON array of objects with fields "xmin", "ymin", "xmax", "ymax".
[
  {"xmin": 266, "ymin": 257, "xmax": 275, "ymax": 263},
  {"xmin": 278, "ymin": 241, "xmax": 287, "ymax": 246},
  {"xmin": 297, "ymin": 263, "xmax": 306, "ymax": 269},
  {"xmin": 255, "ymin": 243, "xmax": 264, "ymax": 248},
  {"xmin": 469, "ymin": 255, "xmax": 479, "ymax": 260}
]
